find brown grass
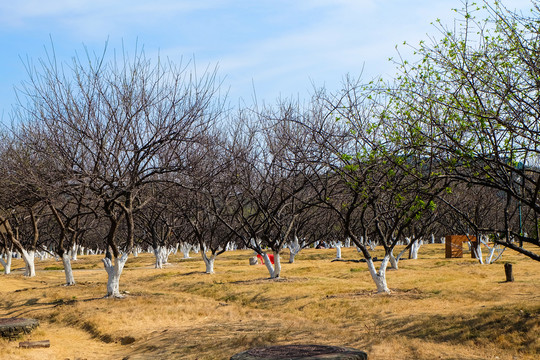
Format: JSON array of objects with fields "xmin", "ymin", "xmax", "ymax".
[{"xmin": 0, "ymin": 244, "xmax": 538, "ymax": 359}]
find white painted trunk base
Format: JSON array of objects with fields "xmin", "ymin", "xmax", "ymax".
[
  {"xmin": 203, "ymin": 256, "xmax": 216, "ymax": 274},
  {"xmin": 288, "ymin": 236, "xmax": 304, "ymax": 263},
  {"xmin": 409, "ymin": 239, "xmax": 422, "ymax": 259},
  {"xmin": 153, "ymin": 246, "xmax": 169, "ymax": 269},
  {"xmin": 62, "ymin": 254, "xmax": 76, "ymax": 286},
  {"xmin": 389, "ymin": 251, "xmax": 398, "ymax": 270},
  {"xmin": 102, "ymin": 254, "xmax": 128, "ymax": 298},
  {"xmin": 289, "ymin": 251, "xmax": 297, "ymax": 263},
  {"xmin": 335, "ymin": 245, "xmax": 342, "ymax": 259},
  {"xmin": 71, "ymin": 244, "xmax": 79, "ymax": 261},
  {"xmin": 1, "ymin": 252, "xmax": 12, "ymax": 274},
  {"xmin": 273, "ymin": 251, "xmax": 281, "ymax": 278},
  {"xmin": 21, "ymin": 249, "xmax": 36, "ymax": 277},
  {"xmin": 180, "ymin": 243, "xmax": 192, "ymax": 259},
  {"xmin": 262, "ymin": 251, "xmax": 281, "ymax": 279},
  {"xmin": 366, "ymin": 256, "xmax": 390, "ymax": 293}
]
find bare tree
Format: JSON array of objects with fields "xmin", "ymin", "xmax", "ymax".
[
  {"xmin": 135, "ymin": 184, "xmax": 180, "ymax": 268},
  {"xmin": 15, "ymin": 44, "xmax": 224, "ymax": 297},
  {"xmin": 0, "ymin": 132, "xmax": 52, "ymax": 277}
]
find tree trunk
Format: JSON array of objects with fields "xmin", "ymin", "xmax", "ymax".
[
  {"xmin": 262, "ymin": 253, "xmax": 275, "ymax": 278},
  {"xmin": 153, "ymin": 246, "xmax": 168, "ymax": 269},
  {"xmin": 21, "ymin": 249, "xmax": 36, "ymax": 277},
  {"xmin": 474, "ymin": 242, "xmax": 484, "ymax": 264},
  {"xmin": 71, "ymin": 244, "xmax": 79, "ymax": 261},
  {"xmin": 335, "ymin": 244, "xmax": 342, "ymax": 259},
  {"xmin": 202, "ymin": 253, "xmax": 216, "ymax": 274},
  {"xmin": 366, "ymin": 255, "xmax": 390, "ymax": 293},
  {"xmin": 289, "ymin": 250, "xmax": 297, "ymax": 263},
  {"xmin": 389, "ymin": 250, "xmax": 398, "ymax": 270},
  {"xmin": 61, "ymin": 253, "xmax": 76, "ymax": 286},
  {"xmin": 102, "ymin": 253, "xmax": 129, "ymax": 298},
  {"xmin": 261, "ymin": 252, "xmax": 281, "ymax": 279},
  {"xmin": 0, "ymin": 252, "xmax": 12, "ymax": 275},
  {"xmin": 180, "ymin": 242, "xmax": 192, "ymax": 259},
  {"xmin": 272, "ymin": 251, "xmax": 281, "ymax": 278},
  {"xmin": 288, "ymin": 236, "xmax": 302, "ymax": 263},
  {"xmin": 409, "ymin": 239, "xmax": 422, "ymax": 260}
]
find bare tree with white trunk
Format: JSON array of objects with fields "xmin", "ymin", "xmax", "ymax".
[{"xmin": 15, "ymin": 43, "xmax": 224, "ymax": 297}]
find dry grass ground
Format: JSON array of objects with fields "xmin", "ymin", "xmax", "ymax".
[{"xmin": 0, "ymin": 244, "xmax": 538, "ymax": 360}]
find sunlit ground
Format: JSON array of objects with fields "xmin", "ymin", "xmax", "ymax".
[{"xmin": 0, "ymin": 244, "xmax": 538, "ymax": 359}]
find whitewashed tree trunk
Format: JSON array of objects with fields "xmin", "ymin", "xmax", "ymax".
[
  {"xmin": 366, "ymin": 255, "xmax": 390, "ymax": 293},
  {"xmin": 201, "ymin": 244, "xmax": 221, "ymax": 274},
  {"xmin": 332, "ymin": 241, "xmax": 342, "ymax": 259},
  {"xmin": 430, "ymin": 234, "xmax": 435, "ymax": 244},
  {"xmin": 289, "ymin": 250, "xmax": 297, "ymax": 263},
  {"xmin": 409, "ymin": 239, "xmax": 422, "ymax": 259},
  {"xmin": 61, "ymin": 253, "xmax": 76, "ymax": 286},
  {"xmin": 260, "ymin": 251, "xmax": 281, "ymax": 279},
  {"xmin": 102, "ymin": 253, "xmax": 129, "ymax": 298},
  {"xmin": 1, "ymin": 252, "xmax": 12, "ymax": 274},
  {"xmin": 180, "ymin": 242, "xmax": 192, "ymax": 259},
  {"xmin": 204, "ymin": 256, "xmax": 215, "ymax": 273},
  {"xmin": 153, "ymin": 246, "xmax": 168, "ymax": 269},
  {"xmin": 71, "ymin": 244, "xmax": 78, "ymax": 261},
  {"xmin": 474, "ymin": 236, "xmax": 506, "ymax": 264},
  {"xmin": 202, "ymin": 252, "xmax": 216, "ymax": 274},
  {"xmin": 344, "ymin": 237, "xmax": 351, "ymax": 247},
  {"xmin": 288, "ymin": 236, "xmax": 304, "ymax": 263},
  {"xmin": 273, "ymin": 251, "xmax": 281, "ymax": 278},
  {"xmin": 485, "ymin": 245, "xmax": 496, "ymax": 264},
  {"xmin": 389, "ymin": 250, "xmax": 398, "ymax": 270},
  {"xmin": 488, "ymin": 245, "xmax": 505, "ymax": 263},
  {"xmin": 262, "ymin": 252, "xmax": 275, "ymax": 278},
  {"xmin": 21, "ymin": 249, "xmax": 36, "ymax": 277},
  {"xmin": 475, "ymin": 241, "xmax": 484, "ymax": 264}
]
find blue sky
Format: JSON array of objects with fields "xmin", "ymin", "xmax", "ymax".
[{"xmin": 0, "ymin": 0, "xmax": 532, "ymax": 122}]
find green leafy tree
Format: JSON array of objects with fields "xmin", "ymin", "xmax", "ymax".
[{"xmin": 388, "ymin": 0, "xmax": 540, "ymax": 261}]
